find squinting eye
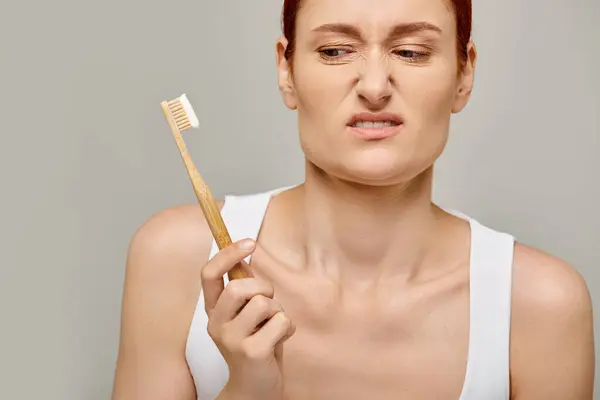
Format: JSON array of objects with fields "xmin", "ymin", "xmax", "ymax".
[
  {"xmin": 320, "ymin": 48, "xmax": 350, "ymax": 57},
  {"xmin": 396, "ymin": 50, "xmax": 422, "ymax": 58}
]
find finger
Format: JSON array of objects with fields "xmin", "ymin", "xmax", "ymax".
[
  {"xmin": 246, "ymin": 311, "xmax": 295, "ymax": 353},
  {"xmin": 212, "ymin": 279, "xmax": 275, "ymax": 324},
  {"xmin": 226, "ymin": 258, "xmax": 255, "ymax": 281},
  {"xmin": 201, "ymin": 238, "xmax": 255, "ymax": 313},
  {"xmin": 228, "ymin": 294, "xmax": 282, "ymax": 336}
]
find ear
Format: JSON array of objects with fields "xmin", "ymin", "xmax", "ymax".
[
  {"xmin": 452, "ymin": 40, "xmax": 477, "ymax": 113},
  {"xmin": 276, "ymin": 36, "xmax": 297, "ymax": 110}
]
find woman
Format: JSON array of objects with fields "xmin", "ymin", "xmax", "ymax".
[{"xmin": 112, "ymin": 0, "xmax": 595, "ymax": 399}]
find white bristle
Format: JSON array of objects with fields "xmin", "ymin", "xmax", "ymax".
[{"xmin": 179, "ymin": 94, "xmax": 199, "ymax": 129}]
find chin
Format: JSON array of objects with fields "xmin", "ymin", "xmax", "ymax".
[
  {"xmin": 313, "ymin": 147, "xmax": 426, "ymax": 187},
  {"xmin": 338, "ymin": 166, "xmax": 412, "ymax": 187}
]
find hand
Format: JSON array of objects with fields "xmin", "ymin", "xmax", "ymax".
[{"xmin": 201, "ymin": 239, "xmax": 295, "ymax": 400}]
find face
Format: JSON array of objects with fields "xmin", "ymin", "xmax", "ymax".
[{"xmin": 276, "ymin": 0, "xmax": 477, "ymax": 186}]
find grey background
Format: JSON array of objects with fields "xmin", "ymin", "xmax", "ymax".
[{"xmin": 0, "ymin": 0, "xmax": 598, "ymax": 399}]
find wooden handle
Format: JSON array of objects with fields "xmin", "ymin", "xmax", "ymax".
[{"xmin": 160, "ymin": 101, "xmax": 247, "ymax": 281}]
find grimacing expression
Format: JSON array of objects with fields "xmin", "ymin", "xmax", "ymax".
[{"xmin": 277, "ymin": 0, "xmax": 475, "ymax": 185}]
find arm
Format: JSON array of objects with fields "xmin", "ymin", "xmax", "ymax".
[
  {"xmin": 111, "ymin": 204, "xmax": 220, "ymax": 399},
  {"xmin": 510, "ymin": 244, "xmax": 595, "ymax": 400}
]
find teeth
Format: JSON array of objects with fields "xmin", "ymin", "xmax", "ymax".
[{"xmin": 353, "ymin": 121, "xmax": 396, "ymax": 128}]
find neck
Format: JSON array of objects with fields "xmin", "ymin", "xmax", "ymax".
[{"xmin": 287, "ymin": 162, "xmax": 443, "ymax": 286}]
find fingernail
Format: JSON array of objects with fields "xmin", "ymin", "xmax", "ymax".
[{"xmin": 238, "ymin": 239, "xmax": 255, "ymax": 251}]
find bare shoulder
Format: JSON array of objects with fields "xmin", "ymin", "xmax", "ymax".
[
  {"xmin": 112, "ymin": 201, "xmax": 222, "ymax": 399},
  {"xmin": 124, "ymin": 201, "xmax": 223, "ymax": 312},
  {"xmin": 126, "ymin": 202, "xmax": 222, "ymax": 282},
  {"xmin": 511, "ymin": 242, "xmax": 592, "ymax": 315},
  {"xmin": 509, "ymin": 242, "xmax": 595, "ymax": 399}
]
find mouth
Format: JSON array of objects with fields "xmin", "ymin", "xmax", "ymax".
[
  {"xmin": 351, "ymin": 120, "xmax": 400, "ymax": 128},
  {"xmin": 347, "ymin": 112, "xmax": 404, "ymax": 140}
]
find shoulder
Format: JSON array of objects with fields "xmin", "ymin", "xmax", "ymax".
[
  {"xmin": 124, "ymin": 201, "xmax": 224, "ymax": 305},
  {"xmin": 128, "ymin": 202, "xmax": 222, "ymax": 268},
  {"xmin": 511, "ymin": 242, "xmax": 592, "ymax": 320},
  {"xmin": 509, "ymin": 242, "xmax": 595, "ymax": 398}
]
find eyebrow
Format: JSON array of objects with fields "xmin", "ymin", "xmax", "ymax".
[{"xmin": 312, "ymin": 21, "xmax": 443, "ymax": 41}]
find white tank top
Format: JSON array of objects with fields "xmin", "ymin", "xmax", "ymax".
[{"xmin": 185, "ymin": 186, "xmax": 515, "ymax": 400}]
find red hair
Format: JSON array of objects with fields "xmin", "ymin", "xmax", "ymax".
[{"xmin": 282, "ymin": 0, "xmax": 472, "ymax": 64}]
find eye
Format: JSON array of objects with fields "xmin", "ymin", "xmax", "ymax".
[
  {"xmin": 396, "ymin": 49, "xmax": 424, "ymax": 58},
  {"xmin": 393, "ymin": 48, "xmax": 431, "ymax": 63},
  {"xmin": 319, "ymin": 48, "xmax": 351, "ymax": 58}
]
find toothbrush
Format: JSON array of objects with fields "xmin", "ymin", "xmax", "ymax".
[{"xmin": 160, "ymin": 94, "xmax": 247, "ymax": 281}]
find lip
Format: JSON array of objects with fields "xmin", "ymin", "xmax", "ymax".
[{"xmin": 347, "ymin": 112, "xmax": 404, "ymax": 140}]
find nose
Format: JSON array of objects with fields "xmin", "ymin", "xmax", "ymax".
[{"xmin": 356, "ymin": 55, "xmax": 392, "ymax": 107}]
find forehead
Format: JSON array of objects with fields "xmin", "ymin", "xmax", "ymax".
[{"xmin": 297, "ymin": 0, "xmax": 456, "ymax": 37}]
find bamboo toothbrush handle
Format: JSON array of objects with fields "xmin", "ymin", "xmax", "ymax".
[
  {"xmin": 160, "ymin": 102, "xmax": 247, "ymax": 281},
  {"xmin": 189, "ymin": 172, "xmax": 249, "ymax": 282}
]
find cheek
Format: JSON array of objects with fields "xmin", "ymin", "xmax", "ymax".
[
  {"xmin": 398, "ymin": 64, "xmax": 458, "ymax": 123},
  {"xmin": 292, "ymin": 59, "xmax": 351, "ymax": 119},
  {"xmin": 394, "ymin": 65, "xmax": 458, "ymax": 163}
]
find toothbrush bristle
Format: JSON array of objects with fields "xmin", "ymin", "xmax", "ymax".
[{"xmin": 167, "ymin": 94, "xmax": 199, "ymax": 132}]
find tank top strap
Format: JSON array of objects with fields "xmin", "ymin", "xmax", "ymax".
[
  {"xmin": 208, "ymin": 186, "xmax": 292, "ymax": 264},
  {"xmin": 459, "ymin": 218, "xmax": 515, "ymax": 400}
]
